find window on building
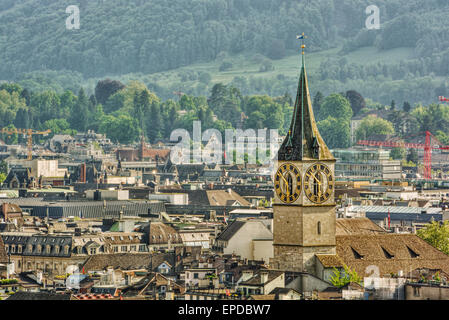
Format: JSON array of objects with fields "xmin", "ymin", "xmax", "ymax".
[
  {"xmin": 413, "ymin": 286, "xmax": 420, "ymax": 297},
  {"xmin": 37, "ymin": 245, "xmax": 42, "ymax": 253},
  {"xmin": 113, "ymin": 246, "xmax": 118, "ymax": 253},
  {"xmin": 90, "ymin": 248, "xmax": 97, "ymax": 255},
  {"xmin": 139, "ymin": 245, "xmax": 146, "ymax": 252},
  {"xmin": 121, "ymin": 246, "xmax": 127, "ymax": 252},
  {"xmin": 130, "ymin": 246, "xmax": 136, "ymax": 252},
  {"xmin": 317, "ymin": 222, "xmax": 321, "ymax": 235},
  {"xmin": 55, "ymin": 246, "xmax": 60, "ymax": 254},
  {"xmin": 18, "ymin": 245, "xmax": 22, "ymax": 253},
  {"xmin": 194, "ymin": 273, "xmax": 198, "ymax": 279},
  {"xmin": 11, "ymin": 245, "xmax": 15, "ymax": 253}
]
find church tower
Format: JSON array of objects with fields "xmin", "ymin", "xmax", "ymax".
[{"xmin": 272, "ymin": 35, "xmax": 336, "ymax": 273}]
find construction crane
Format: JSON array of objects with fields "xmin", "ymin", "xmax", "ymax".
[
  {"xmin": 357, "ymin": 131, "xmax": 449, "ymax": 180},
  {"xmin": 0, "ymin": 128, "xmax": 51, "ymax": 160}
]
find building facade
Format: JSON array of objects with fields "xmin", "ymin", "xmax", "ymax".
[{"xmin": 333, "ymin": 148, "xmax": 402, "ymax": 179}]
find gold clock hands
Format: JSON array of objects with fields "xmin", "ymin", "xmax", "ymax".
[
  {"xmin": 312, "ymin": 172, "xmax": 322, "ymax": 197},
  {"xmin": 281, "ymin": 173, "xmax": 290, "ymax": 196},
  {"xmin": 311, "ymin": 172, "xmax": 321, "ymax": 185}
]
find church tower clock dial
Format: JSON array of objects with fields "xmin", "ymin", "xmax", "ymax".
[
  {"xmin": 275, "ymin": 163, "xmax": 302, "ymax": 204},
  {"xmin": 272, "ymin": 33, "xmax": 337, "ymax": 274},
  {"xmin": 304, "ymin": 162, "xmax": 334, "ymax": 204}
]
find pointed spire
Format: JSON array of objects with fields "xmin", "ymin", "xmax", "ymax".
[{"xmin": 277, "ymin": 36, "xmax": 334, "ymax": 161}]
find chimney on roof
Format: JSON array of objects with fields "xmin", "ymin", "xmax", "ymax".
[
  {"xmin": 2, "ymin": 203, "xmax": 8, "ymax": 220},
  {"xmin": 260, "ymin": 270, "xmax": 268, "ymax": 284},
  {"xmin": 227, "ymin": 188, "xmax": 232, "ymax": 195}
]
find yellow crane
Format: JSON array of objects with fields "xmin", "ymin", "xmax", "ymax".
[{"xmin": 0, "ymin": 128, "xmax": 51, "ymax": 160}]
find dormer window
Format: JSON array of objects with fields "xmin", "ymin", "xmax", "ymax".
[
  {"xmin": 46, "ymin": 245, "xmax": 51, "ymax": 254},
  {"xmin": 407, "ymin": 246, "xmax": 419, "ymax": 258},
  {"xmin": 351, "ymin": 247, "xmax": 363, "ymax": 259},
  {"xmin": 37, "ymin": 245, "xmax": 42, "ymax": 253},
  {"xmin": 381, "ymin": 247, "xmax": 394, "ymax": 259}
]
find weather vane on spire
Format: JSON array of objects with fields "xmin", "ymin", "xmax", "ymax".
[{"xmin": 296, "ymin": 33, "xmax": 307, "ymax": 54}]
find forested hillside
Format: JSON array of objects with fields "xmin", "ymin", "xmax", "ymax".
[{"xmin": 1, "ymin": 0, "xmax": 449, "ymax": 106}]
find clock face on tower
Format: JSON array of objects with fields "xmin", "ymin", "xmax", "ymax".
[
  {"xmin": 275, "ymin": 163, "xmax": 302, "ymax": 204},
  {"xmin": 304, "ymin": 162, "xmax": 334, "ymax": 204}
]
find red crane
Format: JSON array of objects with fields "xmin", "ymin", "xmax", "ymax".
[{"xmin": 357, "ymin": 131, "xmax": 449, "ymax": 180}]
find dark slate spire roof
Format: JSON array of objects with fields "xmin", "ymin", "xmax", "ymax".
[{"xmin": 277, "ymin": 52, "xmax": 334, "ymax": 161}]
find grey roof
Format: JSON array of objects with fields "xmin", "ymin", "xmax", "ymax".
[
  {"xmin": 216, "ymin": 220, "xmax": 245, "ymax": 241},
  {"xmin": 350, "ymin": 205, "xmax": 442, "ymax": 214},
  {"xmin": 2, "ymin": 235, "xmax": 72, "ymax": 257},
  {"xmin": 0, "ymin": 198, "xmax": 166, "ymax": 219},
  {"xmin": 366, "ymin": 212, "xmax": 442, "ymax": 223},
  {"xmin": 6, "ymin": 292, "xmax": 71, "ymax": 300},
  {"xmin": 269, "ymin": 287, "xmax": 299, "ymax": 295}
]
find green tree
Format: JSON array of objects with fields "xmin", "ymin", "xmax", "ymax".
[
  {"xmin": 147, "ymin": 102, "xmax": 162, "ymax": 143},
  {"xmin": 99, "ymin": 113, "xmax": 140, "ymax": 144},
  {"xmin": 329, "ymin": 265, "xmax": 362, "ymax": 289},
  {"xmin": 0, "ymin": 89, "xmax": 27, "ymax": 127},
  {"xmin": 345, "ymin": 90, "xmax": 366, "ymax": 116},
  {"xmin": 417, "ymin": 221, "xmax": 449, "ymax": 255},
  {"xmin": 95, "ymin": 79, "xmax": 125, "ymax": 105},
  {"xmin": 355, "ymin": 115, "xmax": 395, "ymax": 141},
  {"xmin": 412, "ymin": 104, "xmax": 449, "ymax": 134},
  {"xmin": 0, "ymin": 160, "xmax": 8, "ymax": 175},
  {"xmin": 407, "ymin": 148, "xmax": 419, "ymax": 164},
  {"xmin": 318, "ymin": 94, "xmax": 353, "ymax": 122},
  {"xmin": 42, "ymin": 119, "xmax": 76, "ymax": 137},
  {"xmin": 403, "ymin": 101, "xmax": 411, "ymax": 112},
  {"xmin": 69, "ymin": 88, "xmax": 89, "ymax": 132},
  {"xmin": 1, "ymin": 124, "xmax": 18, "ymax": 144},
  {"xmin": 317, "ymin": 116, "xmax": 351, "ymax": 149},
  {"xmin": 390, "ymin": 147, "xmax": 406, "ymax": 160},
  {"xmin": 313, "ymin": 91, "xmax": 324, "ymax": 117}
]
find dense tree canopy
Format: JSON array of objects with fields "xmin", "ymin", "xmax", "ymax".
[{"xmin": 355, "ymin": 115, "xmax": 395, "ymax": 141}]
